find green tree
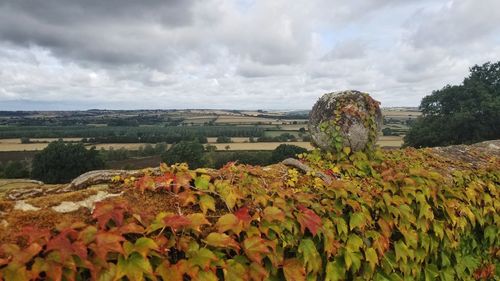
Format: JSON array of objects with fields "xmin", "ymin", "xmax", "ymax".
[
  {"xmin": 271, "ymin": 144, "xmax": 308, "ymax": 163},
  {"xmin": 404, "ymin": 61, "xmax": 500, "ymax": 147},
  {"xmin": 31, "ymin": 141, "xmax": 105, "ymax": 183},
  {"xmin": 1, "ymin": 161, "xmax": 30, "ymax": 179},
  {"xmin": 161, "ymin": 141, "xmax": 205, "ymax": 169},
  {"xmin": 216, "ymin": 136, "xmax": 231, "ymax": 143}
]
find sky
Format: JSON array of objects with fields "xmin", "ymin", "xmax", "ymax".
[{"xmin": 0, "ymin": 0, "xmax": 499, "ymax": 110}]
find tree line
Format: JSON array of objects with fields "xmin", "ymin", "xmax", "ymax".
[
  {"xmin": 404, "ymin": 61, "xmax": 499, "ymax": 147},
  {"xmin": 0, "ymin": 140, "xmax": 307, "ymax": 184}
]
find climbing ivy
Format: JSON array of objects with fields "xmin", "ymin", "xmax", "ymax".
[{"xmin": 0, "ymin": 146, "xmax": 498, "ymax": 280}]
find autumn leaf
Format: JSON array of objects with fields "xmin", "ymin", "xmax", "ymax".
[
  {"xmin": 205, "ymin": 233, "xmax": 240, "ymax": 251},
  {"xmin": 262, "ymin": 206, "xmax": 285, "ymax": 222},
  {"xmin": 234, "ymin": 206, "xmax": 252, "ymax": 225},
  {"xmin": 133, "ymin": 237, "xmax": 158, "ymax": 257},
  {"xmin": 156, "ymin": 260, "xmax": 185, "ymax": 281},
  {"xmin": 90, "ymin": 232, "xmax": 124, "ymax": 261},
  {"xmin": 199, "ymin": 194, "xmax": 216, "ymax": 214},
  {"xmin": 186, "ymin": 213, "xmax": 211, "ymax": 232},
  {"xmin": 243, "ymin": 236, "xmax": 271, "ymax": 264},
  {"xmin": 92, "ymin": 201, "xmax": 128, "ymax": 229},
  {"xmin": 216, "ymin": 213, "xmax": 241, "ymax": 234},
  {"xmin": 163, "ymin": 214, "xmax": 191, "ymax": 232},
  {"xmin": 296, "ymin": 205, "xmax": 322, "ymax": 236},
  {"xmin": 283, "ymin": 258, "xmax": 306, "ymax": 281},
  {"xmin": 224, "ymin": 259, "xmax": 248, "ymax": 281}
]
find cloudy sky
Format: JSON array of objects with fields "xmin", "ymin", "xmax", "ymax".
[{"xmin": 0, "ymin": 0, "xmax": 499, "ymax": 110}]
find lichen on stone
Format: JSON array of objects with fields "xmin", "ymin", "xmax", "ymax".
[{"xmin": 308, "ymin": 90, "xmax": 382, "ymax": 154}]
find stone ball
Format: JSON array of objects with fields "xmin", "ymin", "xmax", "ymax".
[{"xmin": 308, "ymin": 90, "xmax": 382, "ymax": 153}]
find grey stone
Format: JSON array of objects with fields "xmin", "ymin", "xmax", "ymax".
[{"xmin": 308, "ymin": 90, "xmax": 382, "ymax": 152}]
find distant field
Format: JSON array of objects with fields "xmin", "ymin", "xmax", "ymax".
[
  {"xmin": 206, "ymin": 137, "xmax": 250, "ymax": 143},
  {"xmin": 215, "ymin": 116, "xmax": 280, "ymax": 124},
  {"xmin": 378, "ymin": 136, "xmax": 404, "ymax": 147},
  {"xmin": 208, "ymin": 142, "xmax": 314, "ymax": 151},
  {"xmin": 0, "ymin": 138, "xmax": 82, "ymax": 144},
  {"xmin": 264, "ymin": 130, "xmax": 301, "ymax": 137},
  {"xmin": 88, "ymin": 143, "xmax": 165, "ymax": 150},
  {"xmin": 382, "ymin": 110, "xmax": 421, "ymax": 117}
]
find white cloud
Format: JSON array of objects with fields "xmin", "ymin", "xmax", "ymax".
[{"xmin": 0, "ymin": 0, "xmax": 499, "ymax": 110}]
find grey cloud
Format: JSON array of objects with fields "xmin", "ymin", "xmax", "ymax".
[
  {"xmin": 323, "ymin": 39, "xmax": 367, "ymax": 60},
  {"xmin": 0, "ymin": 0, "xmax": 196, "ymax": 68},
  {"xmin": 409, "ymin": 0, "xmax": 500, "ymax": 48}
]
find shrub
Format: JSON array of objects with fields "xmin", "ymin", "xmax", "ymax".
[
  {"xmin": 31, "ymin": 141, "xmax": 104, "ymax": 183},
  {"xmin": 271, "ymin": 144, "xmax": 308, "ymax": 162},
  {"xmin": 161, "ymin": 141, "xmax": 205, "ymax": 169}
]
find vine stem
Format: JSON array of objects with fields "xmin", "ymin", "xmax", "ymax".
[{"xmin": 281, "ymin": 158, "xmax": 335, "ymax": 184}]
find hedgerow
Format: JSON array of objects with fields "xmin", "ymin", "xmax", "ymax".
[{"xmin": 0, "ymin": 147, "xmax": 498, "ymax": 280}]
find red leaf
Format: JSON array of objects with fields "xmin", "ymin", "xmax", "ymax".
[
  {"xmin": 296, "ymin": 205, "xmax": 322, "ymax": 236},
  {"xmin": 235, "ymin": 206, "xmax": 252, "ymax": 225},
  {"xmin": 17, "ymin": 226, "xmax": 51, "ymax": 246},
  {"xmin": 163, "ymin": 214, "xmax": 191, "ymax": 232},
  {"xmin": 92, "ymin": 201, "xmax": 128, "ymax": 229},
  {"xmin": 45, "ymin": 229, "xmax": 84, "ymax": 262}
]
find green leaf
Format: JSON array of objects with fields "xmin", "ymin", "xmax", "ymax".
[
  {"xmin": 205, "ymin": 232, "xmax": 240, "ymax": 251},
  {"xmin": 199, "ymin": 194, "xmax": 216, "ymax": 214},
  {"xmin": 325, "ymin": 258, "xmax": 345, "ymax": 281},
  {"xmin": 365, "ymin": 248, "xmax": 378, "ymax": 270},
  {"xmin": 298, "ymin": 239, "xmax": 322, "ymax": 274},
  {"xmin": 224, "ymin": 259, "xmax": 248, "ymax": 281},
  {"xmin": 263, "ymin": 206, "xmax": 285, "ymax": 222},
  {"xmin": 349, "ymin": 212, "xmax": 365, "ymax": 231},
  {"xmin": 346, "ymin": 234, "xmax": 364, "ymax": 252},
  {"xmin": 116, "ymin": 252, "xmax": 154, "ymax": 281},
  {"xmin": 194, "ymin": 271, "xmax": 218, "ymax": 281},
  {"xmin": 188, "ymin": 248, "xmax": 218, "ymax": 269},
  {"xmin": 394, "ymin": 241, "xmax": 408, "ymax": 263},
  {"xmin": 216, "ymin": 213, "xmax": 241, "ymax": 234},
  {"xmin": 344, "ymin": 250, "xmax": 362, "ymax": 272},
  {"xmin": 194, "ymin": 175, "xmax": 210, "ymax": 190},
  {"xmin": 133, "ymin": 237, "xmax": 158, "ymax": 257}
]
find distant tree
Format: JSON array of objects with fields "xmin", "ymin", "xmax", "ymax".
[
  {"xmin": 20, "ymin": 137, "xmax": 31, "ymax": 144},
  {"xmin": 161, "ymin": 141, "xmax": 205, "ymax": 169},
  {"xmin": 2, "ymin": 161, "xmax": 30, "ymax": 179},
  {"xmin": 271, "ymin": 144, "xmax": 308, "ymax": 163},
  {"xmin": 404, "ymin": 61, "xmax": 500, "ymax": 147},
  {"xmin": 31, "ymin": 141, "xmax": 105, "ymax": 183},
  {"xmin": 382, "ymin": 128, "xmax": 394, "ymax": 136},
  {"xmin": 224, "ymin": 145, "xmax": 231, "ymax": 151},
  {"xmin": 216, "ymin": 136, "xmax": 232, "ymax": 143}
]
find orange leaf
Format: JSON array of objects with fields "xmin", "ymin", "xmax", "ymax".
[
  {"xmin": 91, "ymin": 232, "xmax": 124, "ymax": 261},
  {"xmin": 296, "ymin": 205, "xmax": 322, "ymax": 236},
  {"xmin": 92, "ymin": 201, "xmax": 128, "ymax": 229},
  {"xmin": 243, "ymin": 236, "xmax": 271, "ymax": 264},
  {"xmin": 283, "ymin": 258, "xmax": 306, "ymax": 281},
  {"xmin": 163, "ymin": 214, "xmax": 191, "ymax": 232}
]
